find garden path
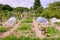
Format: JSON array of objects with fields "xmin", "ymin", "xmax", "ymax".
[
  {"xmin": 31, "ymin": 20, "xmax": 44, "ymax": 38},
  {"xmin": 2, "ymin": 20, "xmax": 21, "ymax": 37}
]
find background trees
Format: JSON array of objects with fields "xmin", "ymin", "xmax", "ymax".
[
  {"xmin": 40, "ymin": 1, "xmax": 60, "ymax": 19},
  {"xmin": 33, "ymin": 0, "xmax": 41, "ymax": 10},
  {"xmin": 32, "ymin": 0, "xmax": 43, "ymax": 17},
  {"xmin": 0, "ymin": 1, "xmax": 60, "ymax": 20},
  {"xmin": 33, "ymin": 0, "xmax": 43, "ymax": 13}
]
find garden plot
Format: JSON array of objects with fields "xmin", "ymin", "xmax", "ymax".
[
  {"xmin": 0, "ymin": 26, "xmax": 13, "ymax": 37},
  {"xmin": 0, "ymin": 20, "xmax": 21, "ymax": 37},
  {"xmin": 31, "ymin": 20, "xmax": 60, "ymax": 39},
  {"xmin": 5, "ymin": 19, "xmax": 40, "ymax": 40},
  {"xmin": 1, "ymin": 18, "xmax": 60, "ymax": 40},
  {"xmin": 11, "ymin": 23, "xmax": 36, "ymax": 38},
  {"xmin": 21, "ymin": 18, "xmax": 32, "ymax": 23}
]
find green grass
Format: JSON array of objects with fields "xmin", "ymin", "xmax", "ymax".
[
  {"xmin": 2, "ymin": 36, "xmax": 18, "ymax": 40},
  {"xmin": 16, "ymin": 23, "xmax": 31, "ymax": 31},
  {"xmin": 54, "ymin": 22, "xmax": 60, "ymax": 26},
  {"xmin": 2, "ymin": 36, "xmax": 40, "ymax": 40},
  {"xmin": 1, "ymin": 35, "xmax": 60, "ymax": 40},
  {"xmin": 0, "ymin": 26, "xmax": 12, "ymax": 32},
  {"xmin": 21, "ymin": 18, "xmax": 32, "ymax": 23}
]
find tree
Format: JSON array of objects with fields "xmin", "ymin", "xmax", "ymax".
[
  {"xmin": 49, "ymin": 1, "xmax": 60, "ymax": 9},
  {"xmin": 33, "ymin": 0, "xmax": 41, "ymax": 10},
  {"xmin": 0, "ymin": 4, "xmax": 3, "ymax": 10},
  {"xmin": 2, "ymin": 4, "xmax": 13, "ymax": 11},
  {"xmin": 14, "ymin": 7, "xmax": 30, "ymax": 12},
  {"xmin": 33, "ymin": 0, "xmax": 43, "ymax": 13},
  {"xmin": 35, "ymin": 6, "xmax": 43, "ymax": 13},
  {"xmin": 41, "ymin": 1, "xmax": 60, "ymax": 19}
]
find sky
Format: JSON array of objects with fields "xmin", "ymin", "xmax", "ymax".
[{"xmin": 0, "ymin": 0, "xmax": 60, "ymax": 8}]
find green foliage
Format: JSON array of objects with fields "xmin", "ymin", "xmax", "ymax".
[
  {"xmin": 33, "ymin": 0, "xmax": 41, "ymax": 10},
  {"xmin": 2, "ymin": 36, "xmax": 40, "ymax": 40},
  {"xmin": 0, "ymin": 26, "xmax": 11, "ymax": 32},
  {"xmin": 21, "ymin": 18, "xmax": 32, "ymax": 23},
  {"xmin": 0, "ymin": 4, "xmax": 30, "ymax": 20},
  {"xmin": 41, "ymin": 1, "xmax": 60, "ymax": 19},
  {"xmin": 33, "ymin": 0, "xmax": 43, "ymax": 13},
  {"xmin": 54, "ymin": 22, "xmax": 60, "ymax": 26},
  {"xmin": 0, "ymin": 4, "xmax": 13, "ymax": 11},
  {"xmin": 0, "ymin": 4, "xmax": 4, "ymax": 10},
  {"xmin": 35, "ymin": 6, "xmax": 43, "ymax": 13},
  {"xmin": 2, "ymin": 35, "xmax": 60, "ymax": 40},
  {"xmin": 14, "ymin": 7, "xmax": 30, "ymax": 12},
  {"xmin": 17, "ymin": 24, "xmax": 31, "ymax": 31},
  {"xmin": 35, "ymin": 13, "xmax": 41, "ymax": 17},
  {"xmin": 0, "ymin": 10, "xmax": 11, "ymax": 20},
  {"xmin": 46, "ymin": 26, "xmax": 57, "ymax": 35},
  {"xmin": 43, "ymin": 38, "xmax": 57, "ymax": 40},
  {"xmin": 0, "ymin": 27, "xmax": 7, "ymax": 32},
  {"xmin": 2, "ymin": 4, "xmax": 13, "ymax": 11},
  {"xmin": 2, "ymin": 36, "xmax": 18, "ymax": 40}
]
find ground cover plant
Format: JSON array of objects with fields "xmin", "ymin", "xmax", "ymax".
[
  {"xmin": 46, "ymin": 26, "xmax": 57, "ymax": 35},
  {"xmin": 1, "ymin": 35, "xmax": 60, "ymax": 40},
  {"xmin": 0, "ymin": 26, "xmax": 12, "ymax": 32},
  {"xmin": 16, "ymin": 23, "xmax": 31, "ymax": 31},
  {"xmin": 21, "ymin": 18, "xmax": 32, "ymax": 23},
  {"xmin": 1, "ymin": 36, "xmax": 40, "ymax": 40},
  {"xmin": 40, "ymin": 26, "xmax": 58, "ymax": 37},
  {"xmin": 54, "ymin": 22, "xmax": 60, "ymax": 26}
]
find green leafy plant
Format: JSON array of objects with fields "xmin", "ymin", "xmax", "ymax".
[
  {"xmin": 0, "ymin": 26, "xmax": 12, "ymax": 32},
  {"xmin": 21, "ymin": 18, "xmax": 32, "ymax": 23},
  {"xmin": 17, "ymin": 24, "xmax": 31, "ymax": 31},
  {"xmin": 54, "ymin": 22, "xmax": 60, "ymax": 26},
  {"xmin": 2, "ymin": 36, "xmax": 40, "ymax": 40},
  {"xmin": 46, "ymin": 26, "xmax": 57, "ymax": 35}
]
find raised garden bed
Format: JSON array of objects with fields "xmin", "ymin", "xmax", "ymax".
[
  {"xmin": 31, "ymin": 20, "xmax": 60, "ymax": 39},
  {"xmin": 41, "ymin": 26, "xmax": 57, "ymax": 37}
]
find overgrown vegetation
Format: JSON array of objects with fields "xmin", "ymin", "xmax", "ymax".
[
  {"xmin": 21, "ymin": 18, "xmax": 32, "ymax": 23},
  {"xmin": 1, "ymin": 35, "xmax": 60, "ymax": 40},
  {"xmin": 1, "ymin": 36, "xmax": 40, "ymax": 40},
  {"xmin": 16, "ymin": 23, "xmax": 31, "ymax": 31},
  {"xmin": 54, "ymin": 22, "xmax": 60, "ymax": 26},
  {"xmin": 0, "ymin": 26, "xmax": 12, "ymax": 32},
  {"xmin": 46, "ymin": 26, "xmax": 57, "ymax": 35},
  {"xmin": 0, "ymin": 1, "xmax": 60, "ymax": 20},
  {"xmin": 0, "ymin": 0, "xmax": 60, "ymax": 40}
]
